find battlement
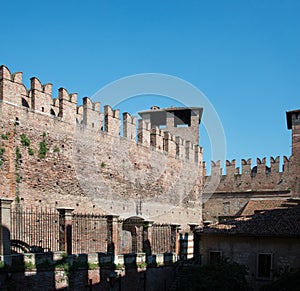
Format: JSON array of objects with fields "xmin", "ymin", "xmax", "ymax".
[
  {"xmin": 0, "ymin": 65, "xmax": 202, "ymax": 164},
  {"xmin": 204, "ymin": 156, "xmax": 291, "ymax": 193}
]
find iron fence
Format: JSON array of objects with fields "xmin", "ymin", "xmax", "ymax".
[
  {"xmin": 11, "ymin": 207, "xmax": 60, "ymax": 253},
  {"xmin": 152, "ymin": 224, "xmax": 172, "ymax": 254}
]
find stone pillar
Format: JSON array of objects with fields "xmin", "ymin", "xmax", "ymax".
[
  {"xmin": 143, "ymin": 220, "xmax": 154, "ymax": 255},
  {"xmin": 57, "ymin": 207, "xmax": 74, "ymax": 255},
  {"xmin": 0, "ymin": 198, "xmax": 13, "ymax": 258},
  {"xmin": 189, "ymin": 223, "xmax": 200, "ymax": 263},
  {"xmin": 106, "ymin": 215, "xmax": 119, "ymax": 257},
  {"xmin": 170, "ymin": 224, "xmax": 180, "ymax": 254}
]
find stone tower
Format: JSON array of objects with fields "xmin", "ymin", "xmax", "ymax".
[
  {"xmin": 286, "ymin": 109, "xmax": 300, "ymax": 196},
  {"xmin": 138, "ymin": 106, "xmax": 203, "ymax": 145}
]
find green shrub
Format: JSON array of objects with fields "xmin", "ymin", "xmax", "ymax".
[
  {"xmin": 16, "ymin": 173, "xmax": 21, "ymax": 183},
  {"xmin": 16, "ymin": 147, "xmax": 21, "ymax": 161},
  {"xmin": 28, "ymin": 147, "xmax": 34, "ymax": 156},
  {"xmin": 53, "ymin": 146, "xmax": 60, "ymax": 153},
  {"xmin": 38, "ymin": 141, "xmax": 49, "ymax": 159},
  {"xmin": 0, "ymin": 147, "xmax": 5, "ymax": 155},
  {"xmin": 1, "ymin": 133, "xmax": 9, "ymax": 140},
  {"xmin": 20, "ymin": 133, "xmax": 30, "ymax": 147}
]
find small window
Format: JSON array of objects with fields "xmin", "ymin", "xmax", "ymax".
[
  {"xmin": 209, "ymin": 251, "xmax": 222, "ymax": 264},
  {"xmin": 257, "ymin": 253, "xmax": 272, "ymax": 279},
  {"xmin": 41, "ymin": 107, "xmax": 44, "ymax": 112},
  {"xmin": 21, "ymin": 98, "xmax": 29, "ymax": 108}
]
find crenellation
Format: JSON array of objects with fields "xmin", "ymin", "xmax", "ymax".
[
  {"xmin": 82, "ymin": 97, "xmax": 102, "ymax": 130},
  {"xmin": 150, "ymin": 127, "xmax": 164, "ymax": 151},
  {"xmin": 270, "ymin": 156, "xmax": 280, "ymax": 173},
  {"xmin": 256, "ymin": 157, "xmax": 267, "ymax": 175},
  {"xmin": 0, "ymin": 65, "xmax": 11, "ymax": 80},
  {"xmin": 58, "ymin": 88, "xmax": 77, "ymax": 125},
  {"xmin": 194, "ymin": 145, "xmax": 202, "ymax": 164},
  {"xmin": 30, "ymin": 77, "xmax": 43, "ymax": 91},
  {"xmin": 11, "ymin": 71, "xmax": 23, "ymax": 83},
  {"xmin": 43, "ymin": 83, "xmax": 53, "ymax": 95},
  {"xmin": 163, "ymin": 131, "xmax": 177, "ymax": 157},
  {"xmin": 185, "ymin": 140, "xmax": 193, "ymax": 161},
  {"xmin": 211, "ymin": 160, "xmax": 222, "ymax": 176},
  {"xmin": 123, "ymin": 112, "xmax": 137, "ymax": 140},
  {"xmin": 241, "ymin": 158, "xmax": 251, "ymax": 175},
  {"xmin": 175, "ymin": 136, "xmax": 185, "ymax": 160},
  {"xmin": 0, "ymin": 66, "xmax": 27, "ymax": 105},
  {"xmin": 283, "ymin": 156, "xmax": 290, "ymax": 172},
  {"xmin": 225, "ymin": 159, "xmax": 237, "ymax": 176},
  {"xmin": 30, "ymin": 77, "xmax": 53, "ymax": 114},
  {"xmin": 104, "ymin": 105, "xmax": 120, "ymax": 135},
  {"xmin": 138, "ymin": 119, "xmax": 151, "ymax": 146}
]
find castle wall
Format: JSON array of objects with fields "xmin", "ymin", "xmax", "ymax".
[
  {"xmin": 203, "ymin": 156, "xmax": 294, "ymax": 222},
  {"xmin": 0, "ymin": 65, "xmax": 203, "ymax": 230}
]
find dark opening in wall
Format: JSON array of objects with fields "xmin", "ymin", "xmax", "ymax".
[
  {"xmin": 21, "ymin": 98, "xmax": 29, "ymax": 108},
  {"xmin": 209, "ymin": 251, "xmax": 222, "ymax": 264},
  {"xmin": 257, "ymin": 253, "xmax": 272, "ymax": 279},
  {"xmin": 50, "ymin": 109, "xmax": 56, "ymax": 116}
]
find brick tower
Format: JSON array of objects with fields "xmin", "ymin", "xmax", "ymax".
[
  {"xmin": 138, "ymin": 106, "xmax": 203, "ymax": 145},
  {"xmin": 286, "ymin": 109, "xmax": 300, "ymax": 196}
]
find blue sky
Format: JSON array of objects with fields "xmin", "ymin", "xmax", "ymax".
[{"xmin": 1, "ymin": 0, "xmax": 300, "ymax": 170}]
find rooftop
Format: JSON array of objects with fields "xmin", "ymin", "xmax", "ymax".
[{"xmin": 199, "ymin": 199, "xmax": 300, "ymax": 238}]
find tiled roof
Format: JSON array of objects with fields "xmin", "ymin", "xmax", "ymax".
[
  {"xmin": 240, "ymin": 199, "xmax": 289, "ymax": 216},
  {"xmin": 201, "ymin": 199, "xmax": 300, "ymax": 237}
]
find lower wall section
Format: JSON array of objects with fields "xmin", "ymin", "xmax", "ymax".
[
  {"xmin": 0, "ymin": 252, "xmax": 178, "ymax": 290},
  {"xmin": 0, "ymin": 265, "xmax": 176, "ymax": 291}
]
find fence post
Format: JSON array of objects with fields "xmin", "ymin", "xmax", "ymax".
[
  {"xmin": 57, "ymin": 207, "xmax": 74, "ymax": 255},
  {"xmin": 170, "ymin": 224, "xmax": 180, "ymax": 255},
  {"xmin": 0, "ymin": 198, "xmax": 13, "ymax": 261},
  {"xmin": 106, "ymin": 215, "xmax": 119, "ymax": 257},
  {"xmin": 143, "ymin": 220, "xmax": 153, "ymax": 255}
]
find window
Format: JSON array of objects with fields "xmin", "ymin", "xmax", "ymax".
[
  {"xmin": 257, "ymin": 253, "xmax": 272, "ymax": 279},
  {"xmin": 21, "ymin": 98, "xmax": 29, "ymax": 108},
  {"xmin": 209, "ymin": 251, "xmax": 222, "ymax": 264}
]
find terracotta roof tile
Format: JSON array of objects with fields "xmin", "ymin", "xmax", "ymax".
[
  {"xmin": 241, "ymin": 199, "xmax": 289, "ymax": 216},
  {"xmin": 202, "ymin": 199, "xmax": 300, "ymax": 237}
]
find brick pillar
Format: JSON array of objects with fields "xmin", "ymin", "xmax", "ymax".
[
  {"xmin": 57, "ymin": 207, "xmax": 74, "ymax": 255},
  {"xmin": 0, "ymin": 198, "xmax": 13, "ymax": 258},
  {"xmin": 189, "ymin": 223, "xmax": 200, "ymax": 262},
  {"xmin": 170, "ymin": 224, "xmax": 180, "ymax": 254},
  {"xmin": 143, "ymin": 220, "xmax": 154, "ymax": 255},
  {"xmin": 106, "ymin": 215, "xmax": 119, "ymax": 256}
]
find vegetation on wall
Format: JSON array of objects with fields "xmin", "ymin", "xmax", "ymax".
[
  {"xmin": 20, "ymin": 133, "xmax": 30, "ymax": 147},
  {"xmin": 38, "ymin": 140, "xmax": 49, "ymax": 159},
  {"xmin": 0, "ymin": 147, "xmax": 5, "ymax": 166},
  {"xmin": 1, "ymin": 132, "xmax": 9, "ymax": 140}
]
